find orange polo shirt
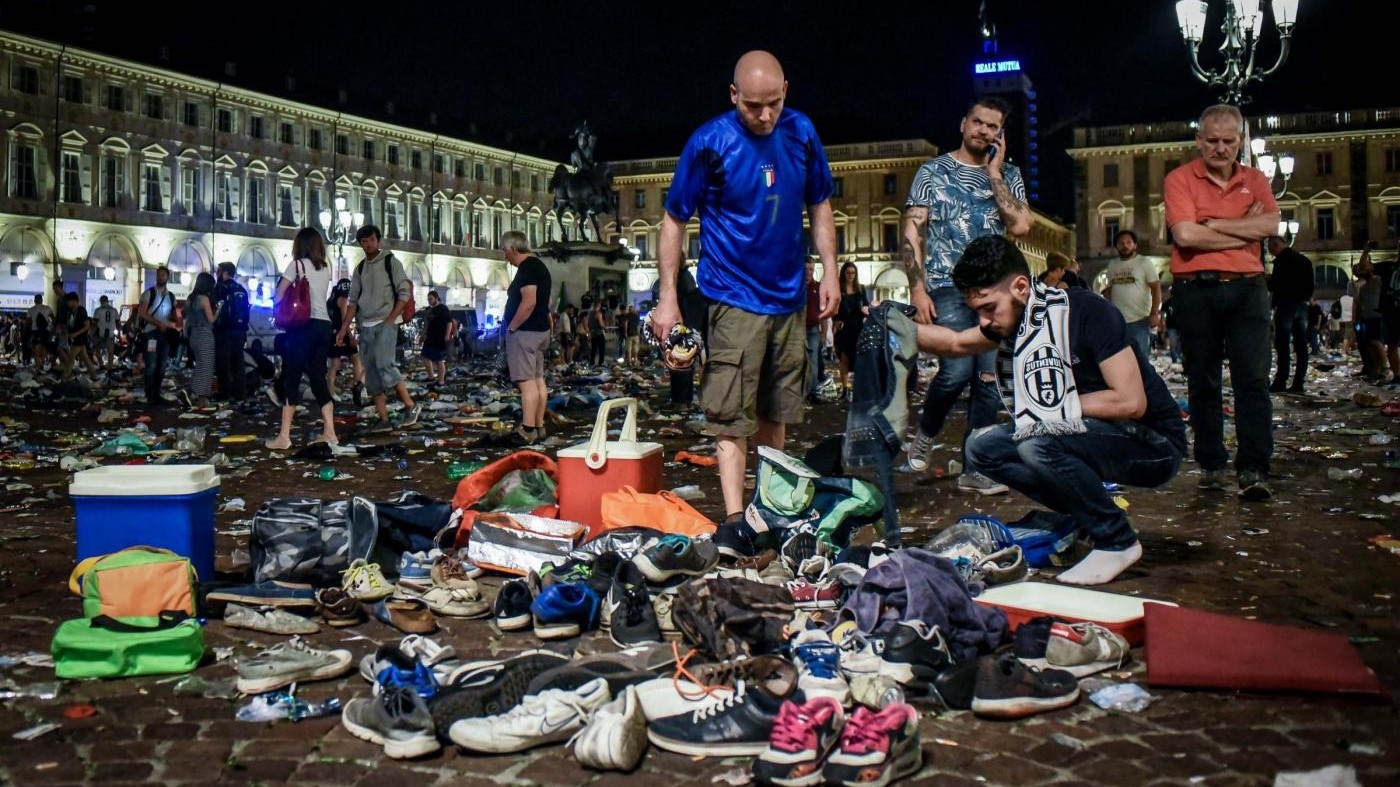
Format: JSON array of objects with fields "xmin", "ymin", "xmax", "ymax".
[{"xmin": 1164, "ymin": 158, "xmax": 1277, "ymax": 275}]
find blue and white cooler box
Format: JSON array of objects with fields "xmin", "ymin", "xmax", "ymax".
[{"xmin": 71, "ymin": 464, "xmax": 221, "ymax": 580}]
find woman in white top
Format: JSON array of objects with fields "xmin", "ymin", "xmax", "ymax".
[{"xmin": 267, "ymin": 227, "xmax": 346, "ymax": 451}]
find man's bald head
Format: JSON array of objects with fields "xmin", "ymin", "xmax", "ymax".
[{"xmin": 730, "ymin": 50, "xmax": 787, "ymax": 136}]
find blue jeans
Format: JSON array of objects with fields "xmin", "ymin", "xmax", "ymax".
[
  {"xmin": 1173, "ymin": 276, "xmax": 1273, "ymax": 476},
  {"xmin": 966, "ymin": 419, "xmax": 1182, "ymax": 550},
  {"xmin": 805, "ymin": 325, "xmax": 823, "ymax": 395},
  {"xmin": 917, "ymin": 287, "xmax": 1001, "ymax": 461},
  {"xmin": 1272, "ymin": 301, "xmax": 1309, "ymax": 387},
  {"xmin": 1125, "ymin": 318, "xmax": 1152, "ymax": 359}
]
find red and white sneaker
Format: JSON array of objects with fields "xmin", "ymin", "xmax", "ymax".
[
  {"xmin": 752, "ymin": 697, "xmax": 845, "ymax": 787},
  {"xmin": 786, "ymin": 576, "xmax": 841, "ymax": 609},
  {"xmin": 823, "ymin": 703, "xmax": 923, "ymax": 787}
]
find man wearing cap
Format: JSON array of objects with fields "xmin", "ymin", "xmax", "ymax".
[
  {"xmin": 213, "ymin": 261, "xmax": 251, "ymax": 402},
  {"xmin": 650, "ymin": 50, "xmax": 839, "ymax": 550}
]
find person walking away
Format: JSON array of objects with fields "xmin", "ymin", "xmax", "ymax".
[
  {"xmin": 212, "ymin": 262, "xmax": 251, "ymax": 402},
  {"xmin": 623, "ymin": 304, "xmax": 640, "ymax": 364},
  {"xmin": 137, "ymin": 266, "xmax": 177, "ymax": 407},
  {"xmin": 901, "ymin": 96, "xmax": 1032, "ymax": 494},
  {"xmin": 421, "ymin": 290, "xmax": 451, "ymax": 386},
  {"xmin": 342, "ymin": 225, "xmax": 419, "ymax": 432},
  {"xmin": 833, "ymin": 262, "xmax": 870, "ymax": 398},
  {"xmin": 501, "ymin": 231, "xmax": 552, "ymax": 442},
  {"xmin": 1352, "ymin": 250, "xmax": 1389, "ymax": 385},
  {"xmin": 1165, "ymin": 103, "xmax": 1279, "ymax": 501},
  {"xmin": 1102, "ymin": 230, "xmax": 1162, "ymax": 359},
  {"xmin": 1365, "ymin": 241, "xmax": 1400, "ymax": 388},
  {"xmin": 183, "ymin": 272, "xmax": 217, "ymax": 408},
  {"xmin": 650, "ymin": 50, "xmax": 839, "ymax": 529},
  {"xmin": 1307, "ymin": 298, "xmax": 1325, "ymax": 356},
  {"xmin": 60, "ymin": 292, "xmax": 98, "ymax": 380},
  {"xmin": 1265, "ymin": 235, "xmax": 1314, "ymax": 393},
  {"xmin": 268, "ymin": 228, "xmax": 346, "ymax": 451},
  {"xmin": 589, "ymin": 303, "xmax": 610, "ymax": 367},
  {"xmin": 92, "ymin": 295, "xmax": 119, "ymax": 369}
]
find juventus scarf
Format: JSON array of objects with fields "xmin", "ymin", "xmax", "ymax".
[{"xmin": 995, "ymin": 280, "xmax": 1085, "ymax": 441}]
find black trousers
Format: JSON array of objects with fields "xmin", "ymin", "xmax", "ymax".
[{"xmin": 215, "ymin": 330, "xmax": 247, "ymax": 401}]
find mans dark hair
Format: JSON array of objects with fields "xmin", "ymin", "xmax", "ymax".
[
  {"xmin": 217, "ymin": 261, "xmax": 237, "ymax": 277},
  {"xmin": 63, "ymin": 291, "xmax": 78, "ymax": 303},
  {"xmin": 1113, "ymin": 229, "xmax": 1138, "ymax": 245},
  {"xmin": 355, "ymin": 224, "xmax": 381, "ymax": 242},
  {"xmin": 951, "ymin": 235, "xmax": 1030, "ymax": 292},
  {"xmin": 968, "ymin": 95, "xmax": 1013, "ymax": 122}
]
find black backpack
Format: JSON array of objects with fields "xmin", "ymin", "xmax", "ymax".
[
  {"xmin": 218, "ymin": 283, "xmax": 251, "ymax": 332},
  {"xmin": 34, "ymin": 311, "xmax": 49, "ymax": 332}
]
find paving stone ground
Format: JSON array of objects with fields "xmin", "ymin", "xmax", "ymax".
[{"xmin": 0, "ymin": 361, "xmax": 1396, "ymax": 786}]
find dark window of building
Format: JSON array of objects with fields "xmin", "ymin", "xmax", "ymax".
[
  {"xmin": 336, "ymin": 133, "xmax": 349, "ymax": 156},
  {"xmin": 411, "ymin": 150, "xmax": 422, "ymax": 170},
  {"xmin": 836, "ymin": 225, "xmax": 848, "ymax": 254},
  {"xmin": 249, "ymin": 115, "xmax": 264, "ymax": 139},
  {"xmin": 511, "ymin": 170, "xmax": 521, "ymax": 188},
  {"xmin": 635, "ymin": 234, "xmax": 649, "ymax": 260},
  {"xmin": 60, "ymin": 75, "xmax": 84, "ymax": 103},
  {"xmin": 103, "ymin": 84, "xmax": 127, "ymax": 112},
  {"xmin": 1316, "ymin": 207, "xmax": 1335, "ymax": 240},
  {"xmin": 1103, "ymin": 163, "xmax": 1120, "ymax": 188},
  {"xmin": 531, "ymin": 174, "xmax": 541, "ymax": 192},
  {"xmin": 883, "ymin": 174, "xmax": 898, "ymax": 196},
  {"xmin": 687, "ymin": 234, "xmax": 701, "ymax": 259},
  {"xmin": 881, "ymin": 222, "xmax": 899, "ymax": 253},
  {"xmin": 278, "ymin": 121, "xmax": 294, "ymax": 144},
  {"xmin": 1164, "ymin": 159, "xmax": 1181, "ymax": 175},
  {"xmin": 11, "ymin": 63, "xmax": 40, "ymax": 94},
  {"xmin": 494, "ymin": 166, "xmax": 504, "ymax": 186},
  {"xmin": 474, "ymin": 162, "xmax": 485, "ymax": 181},
  {"xmin": 362, "ymin": 139, "xmax": 375, "ymax": 160},
  {"xmin": 308, "ymin": 127, "xmax": 323, "ymax": 150},
  {"xmin": 1105, "ymin": 218, "xmax": 1121, "ymax": 248},
  {"xmin": 1387, "ymin": 205, "xmax": 1400, "ymax": 238},
  {"xmin": 831, "ymin": 177, "xmax": 844, "ymax": 198},
  {"xmin": 216, "ymin": 108, "xmax": 233, "ymax": 133},
  {"xmin": 9, "ymin": 144, "xmax": 37, "ymax": 199},
  {"xmin": 1387, "ymin": 149, "xmax": 1400, "ymax": 173},
  {"xmin": 661, "ymin": 187, "xmax": 669, "ymax": 205},
  {"xmin": 433, "ymin": 153, "xmax": 444, "ymax": 173},
  {"xmin": 387, "ymin": 144, "xmax": 399, "ymax": 165},
  {"xmin": 278, "ymin": 185, "xmax": 295, "ymax": 226},
  {"xmin": 142, "ymin": 164, "xmax": 163, "ymax": 212},
  {"xmin": 142, "ymin": 93, "xmax": 164, "ymax": 120},
  {"xmin": 454, "ymin": 158, "xmax": 466, "ymax": 178},
  {"xmin": 182, "ymin": 101, "xmax": 199, "ymax": 126},
  {"xmin": 1316, "ymin": 151, "xmax": 1333, "ymax": 176},
  {"xmin": 634, "ymin": 189, "xmax": 647, "ymax": 209},
  {"xmin": 60, "ymin": 151, "xmax": 83, "ymax": 203}
]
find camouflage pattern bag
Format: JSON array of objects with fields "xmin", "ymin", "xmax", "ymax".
[
  {"xmin": 251, "ymin": 497, "xmax": 377, "ymax": 586},
  {"xmin": 673, "ymin": 576, "xmax": 795, "ymax": 660}
]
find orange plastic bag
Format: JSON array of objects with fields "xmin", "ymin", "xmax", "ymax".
[
  {"xmin": 451, "ymin": 451, "xmax": 559, "ymax": 544},
  {"xmin": 596, "ymin": 485, "xmax": 716, "ymax": 542}
]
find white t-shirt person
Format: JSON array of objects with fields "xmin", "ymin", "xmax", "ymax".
[
  {"xmin": 1103, "ymin": 255, "xmax": 1161, "ymax": 323},
  {"xmin": 281, "ymin": 259, "xmax": 333, "ymax": 323}
]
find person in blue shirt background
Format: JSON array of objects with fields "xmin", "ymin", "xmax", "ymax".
[{"xmin": 651, "ymin": 50, "xmax": 839, "ymax": 546}]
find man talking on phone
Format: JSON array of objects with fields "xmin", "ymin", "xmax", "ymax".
[{"xmin": 901, "ymin": 96, "xmax": 1032, "ymax": 492}]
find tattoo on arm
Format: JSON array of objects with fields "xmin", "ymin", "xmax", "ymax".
[
  {"xmin": 902, "ymin": 207, "xmax": 928, "ymax": 287},
  {"xmin": 989, "ymin": 177, "xmax": 1028, "ymax": 222}
]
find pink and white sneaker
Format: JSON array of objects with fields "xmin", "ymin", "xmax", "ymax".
[
  {"xmin": 823, "ymin": 703, "xmax": 923, "ymax": 787},
  {"xmin": 752, "ymin": 697, "xmax": 845, "ymax": 787},
  {"xmin": 786, "ymin": 576, "xmax": 841, "ymax": 609}
]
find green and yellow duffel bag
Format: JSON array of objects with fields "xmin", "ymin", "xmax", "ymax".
[{"xmin": 52, "ymin": 611, "xmax": 205, "ymax": 679}]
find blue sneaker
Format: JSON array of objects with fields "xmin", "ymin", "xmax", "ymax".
[
  {"xmin": 714, "ymin": 512, "xmax": 778, "ymax": 559},
  {"xmin": 530, "ymin": 583, "xmax": 601, "ymax": 640},
  {"xmin": 376, "ymin": 659, "xmax": 439, "ymax": 700},
  {"xmin": 398, "ymin": 551, "xmax": 433, "ymax": 582}
]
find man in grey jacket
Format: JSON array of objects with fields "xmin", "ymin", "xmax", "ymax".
[{"xmin": 341, "ymin": 225, "xmax": 420, "ymax": 431}]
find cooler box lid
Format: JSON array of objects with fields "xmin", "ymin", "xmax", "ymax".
[
  {"xmin": 71, "ymin": 464, "xmax": 221, "ymax": 497},
  {"xmin": 976, "ymin": 581, "xmax": 1176, "ymax": 625},
  {"xmin": 557, "ymin": 440, "xmax": 663, "ymax": 460},
  {"xmin": 555, "ymin": 397, "xmax": 663, "ymax": 467}
]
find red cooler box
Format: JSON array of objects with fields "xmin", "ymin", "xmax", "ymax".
[{"xmin": 557, "ymin": 397, "xmax": 663, "ymax": 530}]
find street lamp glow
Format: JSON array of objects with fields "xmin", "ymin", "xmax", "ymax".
[
  {"xmin": 1287, "ymin": 219, "xmax": 1299, "ymax": 235},
  {"xmin": 1278, "ymin": 154, "xmax": 1295, "ymax": 176},
  {"xmin": 1271, "ymin": 0, "xmax": 1299, "ymax": 29},
  {"xmin": 1250, "ymin": 136, "xmax": 1268, "ymax": 158},
  {"xmin": 1277, "ymin": 220, "xmax": 1289, "ymax": 237},
  {"xmin": 103, "ymin": 266, "xmax": 115, "ymax": 281},
  {"xmin": 1178, "ymin": 0, "xmax": 1298, "ymax": 105},
  {"xmin": 1257, "ymin": 154, "xmax": 1277, "ymax": 179},
  {"xmin": 1176, "ymin": 1, "xmax": 1208, "ymax": 42},
  {"xmin": 318, "ymin": 209, "xmax": 332, "ymax": 228},
  {"xmin": 15, "ymin": 262, "xmax": 28, "ymax": 281},
  {"xmin": 334, "ymin": 196, "xmax": 347, "ymax": 212}
]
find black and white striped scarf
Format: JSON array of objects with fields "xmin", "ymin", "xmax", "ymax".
[{"xmin": 995, "ymin": 280, "xmax": 1085, "ymax": 441}]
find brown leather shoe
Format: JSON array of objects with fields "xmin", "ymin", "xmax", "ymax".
[
  {"xmin": 367, "ymin": 597, "xmax": 438, "ymax": 634},
  {"xmin": 315, "ymin": 587, "xmax": 364, "ymax": 628}
]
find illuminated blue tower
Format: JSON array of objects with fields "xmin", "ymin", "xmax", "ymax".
[{"xmin": 972, "ymin": 1, "xmax": 1039, "ymax": 204}]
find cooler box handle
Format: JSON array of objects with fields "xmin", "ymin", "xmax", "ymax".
[{"xmin": 585, "ymin": 397, "xmax": 639, "ymax": 470}]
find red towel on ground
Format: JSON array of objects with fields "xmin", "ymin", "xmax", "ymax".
[{"xmin": 1144, "ymin": 604, "xmax": 1385, "ymax": 697}]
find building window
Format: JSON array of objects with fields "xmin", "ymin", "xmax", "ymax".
[
  {"xmin": 11, "ymin": 62, "xmax": 40, "ymax": 95},
  {"xmin": 836, "ymin": 225, "xmax": 848, "ymax": 255},
  {"xmin": 1316, "ymin": 152, "xmax": 1333, "ymax": 176},
  {"xmin": 60, "ymin": 151, "xmax": 84, "ymax": 203},
  {"xmin": 60, "ymin": 74, "xmax": 84, "ymax": 103},
  {"xmin": 7, "ymin": 143, "xmax": 37, "ymax": 199},
  {"xmin": 142, "ymin": 164, "xmax": 164, "ymax": 212},
  {"xmin": 883, "ymin": 174, "xmax": 898, "ymax": 196},
  {"xmin": 511, "ymin": 170, "xmax": 521, "ymax": 189},
  {"xmin": 634, "ymin": 189, "xmax": 647, "ymax": 209},
  {"xmin": 247, "ymin": 176, "xmax": 265, "ymax": 223},
  {"xmin": 99, "ymin": 155, "xmax": 127, "ymax": 206},
  {"xmin": 411, "ymin": 150, "xmax": 423, "ymax": 170},
  {"xmin": 1387, "ymin": 205, "xmax": 1400, "ymax": 238},
  {"xmin": 1164, "ymin": 159, "xmax": 1181, "ymax": 175},
  {"xmin": 249, "ymin": 115, "xmax": 265, "ymax": 139},
  {"xmin": 410, "ymin": 200, "xmax": 424, "ymax": 241},
  {"xmin": 494, "ymin": 166, "xmax": 504, "ymax": 186},
  {"xmin": 474, "ymin": 162, "xmax": 485, "ymax": 181},
  {"xmin": 433, "ymin": 153, "xmax": 445, "ymax": 174},
  {"xmin": 1105, "ymin": 218, "xmax": 1121, "ymax": 248},
  {"xmin": 102, "ymin": 84, "xmax": 126, "ymax": 112},
  {"xmin": 687, "ymin": 234, "xmax": 701, "ymax": 259},
  {"xmin": 454, "ymin": 158, "xmax": 466, "ymax": 178},
  {"xmin": 532, "ymin": 174, "xmax": 541, "ymax": 192},
  {"xmin": 1316, "ymin": 207, "xmax": 1335, "ymax": 240},
  {"xmin": 181, "ymin": 166, "xmax": 199, "ymax": 212},
  {"xmin": 278, "ymin": 185, "xmax": 295, "ymax": 226},
  {"xmin": 279, "ymin": 121, "xmax": 294, "ymax": 145},
  {"xmin": 142, "ymin": 93, "xmax": 164, "ymax": 120},
  {"xmin": 635, "ymin": 234, "xmax": 650, "ymax": 260},
  {"xmin": 453, "ymin": 207, "xmax": 466, "ymax": 244},
  {"xmin": 308, "ymin": 188, "xmax": 323, "ymax": 229},
  {"xmin": 360, "ymin": 196, "xmax": 374, "ymax": 227},
  {"xmin": 1103, "ymin": 163, "xmax": 1120, "ymax": 188},
  {"xmin": 385, "ymin": 200, "xmax": 401, "ymax": 239},
  {"xmin": 881, "ymin": 223, "xmax": 899, "ymax": 253},
  {"xmin": 472, "ymin": 211, "xmax": 484, "ymax": 247},
  {"xmin": 215, "ymin": 172, "xmax": 234, "ymax": 219},
  {"xmin": 362, "ymin": 139, "xmax": 375, "ymax": 160},
  {"xmin": 832, "ymin": 177, "xmax": 844, "ymax": 198},
  {"xmin": 216, "ymin": 108, "xmax": 233, "ymax": 133},
  {"xmin": 1387, "ymin": 149, "xmax": 1400, "ymax": 174},
  {"xmin": 387, "ymin": 144, "xmax": 399, "ymax": 165},
  {"xmin": 308, "ymin": 127, "xmax": 323, "ymax": 150},
  {"xmin": 182, "ymin": 100, "xmax": 199, "ymax": 126}
]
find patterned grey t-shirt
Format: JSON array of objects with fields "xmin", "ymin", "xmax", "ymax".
[{"xmin": 906, "ymin": 153, "xmax": 1026, "ymax": 289}]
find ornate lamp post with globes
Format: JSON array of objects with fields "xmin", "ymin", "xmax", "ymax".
[{"xmin": 319, "ymin": 197, "xmax": 364, "ymax": 281}]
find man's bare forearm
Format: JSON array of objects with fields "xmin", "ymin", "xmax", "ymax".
[
  {"xmin": 657, "ymin": 214, "xmax": 685, "ymax": 302},
  {"xmin": 989, "ymin": 177, "xmax": 1032, "ymax": 236},
  {"xmin": 902, "ymin": 207, "xmax": 928, "ymax": 289},
  {"xmin": 1209, "ymin": 213, "xmax": 1280, "ymax": 241}
]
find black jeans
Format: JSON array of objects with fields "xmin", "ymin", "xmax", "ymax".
[
  {"xmin": 1272, "ymin": 301, "xmax": 1309, "ymax": 387},
  {"xmin": 280, "ymin": 320, "xmax": 333, "ymax": 408},
  {"xmin": 916, "ymin": 287, "xmax": 1001, "ymax": 461},
  {"xmin": 141, "ymin": 331, "xmax": 169, "ymax": 402},
  {"xmin": 215, "ymin": 330, "xmax": 248, "ymax": 401},
  {"xmin": 1173, "ymin": 276, "xmax": 1273, "ymax": 476},
  {"xmin": 966, "ymin": 419, "xmax": 1182, "ymax": 550}
]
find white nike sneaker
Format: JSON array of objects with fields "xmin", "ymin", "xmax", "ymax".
[
  {"xmin": 570, "ymin": 685, "xmax": 648, "ymax": 771},
  {"xmin": 448, "ymin": 677, "xmax": 610, "ymax": 753}
]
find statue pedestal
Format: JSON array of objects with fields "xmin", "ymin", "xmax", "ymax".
[
  {"xmin": 538, "ymin": 241, "xmax": 636, "ymax": 312},
  {"xmin": 540, "ymin": 241, "xmax": 632, "ymax": 265}
]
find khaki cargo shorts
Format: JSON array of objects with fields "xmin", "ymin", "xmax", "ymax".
[{"xmin": 700, "ymin": 302, "xmax": 807, "ymax": 438}]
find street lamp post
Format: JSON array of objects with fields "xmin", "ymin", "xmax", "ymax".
[
  {"xmin": 1250, "ymin": 135, "xmax": 1295, "ymax": 198},
  {"xmin": 1175, "ymin": 0, "xmax": 1299, "ymax": 106},
  {"xmin": 319, "ymin": 196, "xmax": 364, "ymax": 280}
]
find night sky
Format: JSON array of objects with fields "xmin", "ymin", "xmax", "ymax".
[{"xmin": 3, "ymin": 0, "xmax": 1393, "ymax": 220}]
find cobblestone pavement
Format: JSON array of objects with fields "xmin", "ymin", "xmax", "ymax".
[{"xmin": 0, "ymin": 364, "xmax": 1397, "ymax": 786}]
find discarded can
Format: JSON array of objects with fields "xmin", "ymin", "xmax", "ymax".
[
  {"xmin": 396, "ymin": 459, "xmax": 409, "ymax": 470},
  {"xmin": 318, "ymin": 466, "xmax": 338, "ymax": 481},
  {"xmin": 446, "ymin": 463, "xmax": 472, "ymax": 482}
]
